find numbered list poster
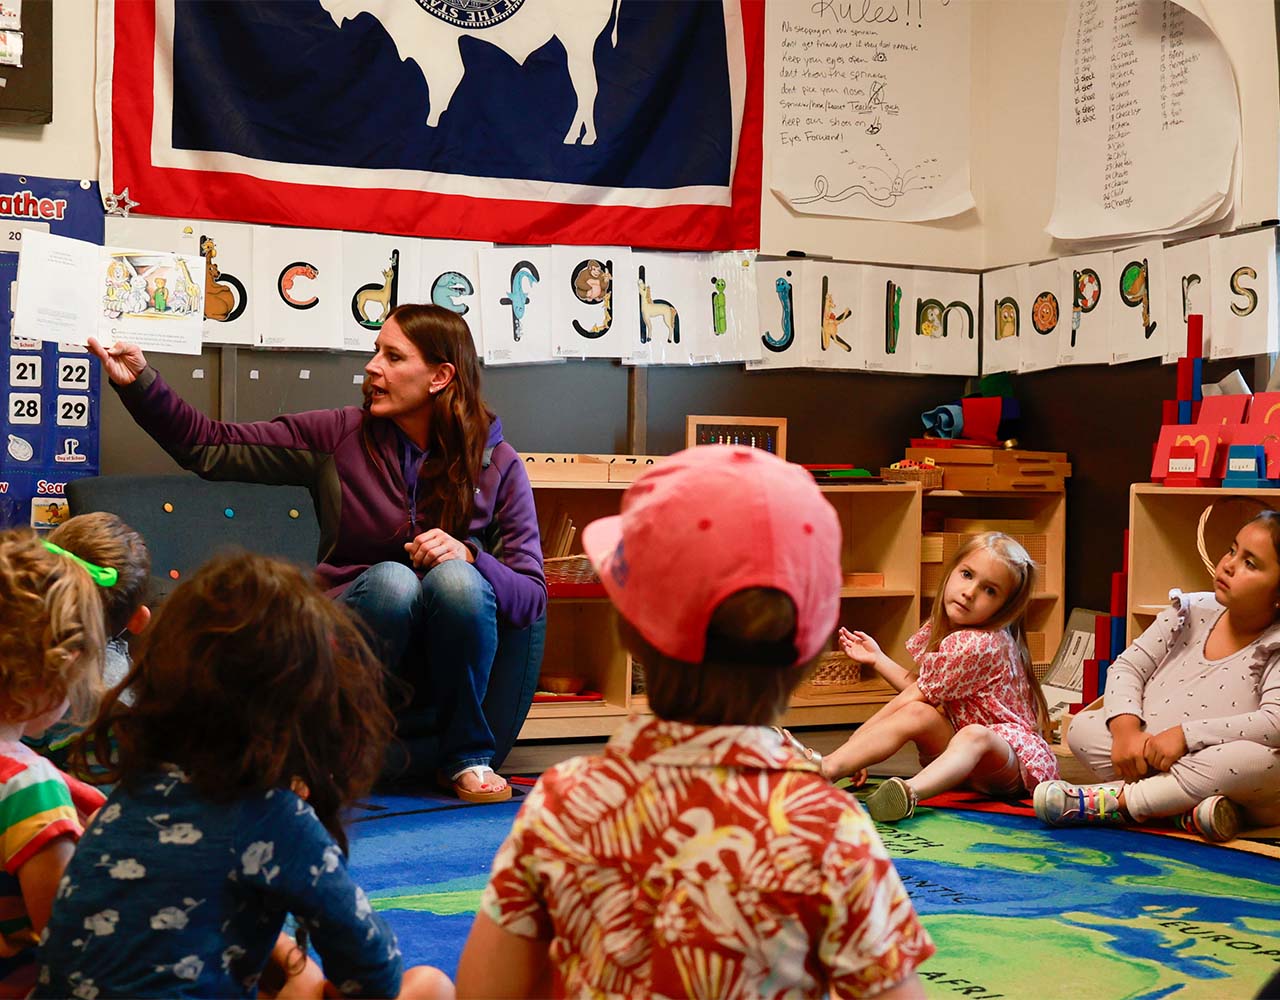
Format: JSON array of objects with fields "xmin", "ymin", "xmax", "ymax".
[{"xmin": 0, "ymin": 174, "xmax": 104, "ymax": 529}]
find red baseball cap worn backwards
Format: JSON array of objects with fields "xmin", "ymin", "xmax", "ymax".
[{"xmin": 581, "ymin": 445, "xmax": 843, "ymax": 666}]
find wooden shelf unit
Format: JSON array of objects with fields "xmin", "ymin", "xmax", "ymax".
[
  {"xmin": 1126, "ymin": 485, "xmax": 1276, "ymax": 644},
  {"xmin": 520, "ymin": 481, "xmax": 921, "ymax": 740},
  {"xmin": 918, "ymin": 489, "xmax": 1067, "ymax": 679}
]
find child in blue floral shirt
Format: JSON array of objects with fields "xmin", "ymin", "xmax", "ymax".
[{"xmin": 35, "ymin": 551, "xmax": 452, "ymax": 999}]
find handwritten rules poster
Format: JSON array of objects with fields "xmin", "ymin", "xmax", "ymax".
[{"xmin": 765, "ymin": 0, "xmax": 974, "ymax": 222}]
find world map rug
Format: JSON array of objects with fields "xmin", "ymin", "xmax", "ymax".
[{"xmin": 348, "ymin": 789, "xmax": 1280, "ymax": 999}]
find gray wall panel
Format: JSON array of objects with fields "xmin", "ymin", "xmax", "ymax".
[{"xmin": 100, "ymin": 347, "xmax": 222, "ymax": 475}]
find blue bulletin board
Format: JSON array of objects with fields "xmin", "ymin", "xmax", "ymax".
[{"xmin": 0, "ymin": 174, "xmax": 104, "ymax": 529}]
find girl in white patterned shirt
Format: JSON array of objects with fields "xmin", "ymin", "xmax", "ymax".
[
  {"xmin": 1039, "ymin": 511, "xmax": 1280, "ymax": 842},
  {"xmin": 820, "ymin": 532, "xmax": 1058, "ymax": 823}
]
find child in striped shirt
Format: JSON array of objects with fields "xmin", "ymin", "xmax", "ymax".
[{"xmin": 0, "ymin": 530, "xmax": 109, "ymax": 995}]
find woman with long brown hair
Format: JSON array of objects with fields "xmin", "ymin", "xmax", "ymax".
[{"xmin": 89, "ymin": 304, "xmax": 545, "ymax": 804}]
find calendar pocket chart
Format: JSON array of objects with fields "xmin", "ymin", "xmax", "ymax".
[{"xmin": 0, "ymin": 173, "xmax": 103, "ymax": 529}]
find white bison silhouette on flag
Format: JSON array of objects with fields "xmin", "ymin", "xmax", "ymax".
[{"xmin": 317, "ymin": 0, "xmax": 622, "ymax": 145}]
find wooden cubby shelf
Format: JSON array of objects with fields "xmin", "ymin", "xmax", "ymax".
[
  {"xmin": 1126, "ymin": 484, "xmax": 1274, "ymax": 644},
  {"xmin": 521, "ymin": 477, "xmax": 1067, "ymax": 741}
]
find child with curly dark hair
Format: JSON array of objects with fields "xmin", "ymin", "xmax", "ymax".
[{"xmin": 34, "ymin": 550, "xmax": 452, "ymax": 999}]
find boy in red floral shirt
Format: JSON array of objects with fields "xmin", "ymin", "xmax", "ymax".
[{"xmin": 457, "ymin": 445, "xmax": 934, "ymax": 999}]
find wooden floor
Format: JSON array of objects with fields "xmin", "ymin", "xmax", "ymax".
[{"xmin": 504, "ymin": 725, "xmax": 918, "ymax": 777}]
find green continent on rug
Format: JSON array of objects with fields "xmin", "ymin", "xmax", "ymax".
[{"xmin": 877, "ymin": 809, "xmax": 1280, "ymax": 999}]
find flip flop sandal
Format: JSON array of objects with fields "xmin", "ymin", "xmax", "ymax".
[
  {"xmin": 441, "ymin": 764, "xmax": 512, "ymax": 804},
  {"xmin": 772, "ymin": 726, "xmax": 823, "ymax": 764}
]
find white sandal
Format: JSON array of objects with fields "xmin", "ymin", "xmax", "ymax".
[{"xmin": 441, "ymin": 764, "xmax": 512, "ymax": 804}]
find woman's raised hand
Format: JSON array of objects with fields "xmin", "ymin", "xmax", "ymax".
[
  {"xmin": 838, "ymin": 627, "xmax": 881, "ymax": 666},
  {"xmin": 87, "ymin": 337, "xmax": 147, "ymax": 386},
  {"xmin": 405, "ymin": 528, "xmax": 474, "ymax": 570}
]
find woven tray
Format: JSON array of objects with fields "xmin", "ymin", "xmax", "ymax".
[
  {"xmin": 880, "ymin": 466, "xmax": 944, "ymax": 491},
  {"xmin": 796, "ymin": 652, "xmax": 868, "ymax": 697}
]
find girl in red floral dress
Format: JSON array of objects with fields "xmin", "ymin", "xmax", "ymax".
[{"xmin": 822, "ymin": 532, "xmax": 1059, "ymax": 822}]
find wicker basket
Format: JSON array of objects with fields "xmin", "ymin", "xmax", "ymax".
[
  {"xmin": 544, "ymin": 554, "xmax": 600, "ymax": 587},
  {"xmin": 880, "ymin": 466, "xmax": 944, "ymax": 491},
  {"xmin": 795, "ymin": 652, "xmax": 868, "ymax": 698},
  {"xmin": 1196, "ymin": 498, "xmax": 1275, "ymax": 577}
]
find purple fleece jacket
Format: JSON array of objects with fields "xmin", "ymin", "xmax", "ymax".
[{"xmin": 115, "ymin": 367, "xmax": 546, "ymax": 628}]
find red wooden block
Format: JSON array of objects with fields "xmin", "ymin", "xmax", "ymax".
[
  {"xmin": 1191, "ymin": 401, "xmax": 1202, "ymax": 423},
  {"xmin": 1161, "ymin": 400, "xmax": 1178, "ymax": 425},
  {"xmin": 1110, "ymin": 572, "xmax": 1127, "ymax": 618},
  {"xmin": 1094, "ymin": 614, "xmax": 1113, "ymax": 661},
  {"xmin": 1177, "ymin": 358, "xmax": 1195, "ymax": 400},
  {"xmin": 1186, "ymin": 313, "xmax": 1203, "ymax": 359},
  {"xmin": 1082, "ymin": 659, "xmax": 1101, "ymax": 702}
]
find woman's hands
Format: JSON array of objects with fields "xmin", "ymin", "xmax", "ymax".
[
  {"xmin": 87, "ymin": 336, "xmax": 147, "ymax": 385},
  {"xmin": 838, "ymin": 627, "xmax": 882, "ymax": 666},
  {"xmin": 405, "ymin": 528, "xmax": 473, "ymax": 570},
  {"xmin": 1108, "ymin": 714, "xmax": 1150, "ymax": 782},
  {"xmin": 1144, "ymin": 724, "xmax": 1188, "ymax": 772}
]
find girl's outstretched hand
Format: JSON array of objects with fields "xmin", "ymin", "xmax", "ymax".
[
  {"xmin": 838, "ymin": 627, "xmax": 881, "ymax": 666},
  {"xmin": 87, "ymin": 336, "xmax": 147, "ymax": 385}
]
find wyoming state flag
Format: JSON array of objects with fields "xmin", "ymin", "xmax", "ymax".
[{"xmin": 97, "ymin": 0, "xmax": 762, "ymax": 251}]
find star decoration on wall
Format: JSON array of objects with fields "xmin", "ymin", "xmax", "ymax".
[{"xmin": 103, "ymin": 188, "xmax": 139, "ymax": 217}]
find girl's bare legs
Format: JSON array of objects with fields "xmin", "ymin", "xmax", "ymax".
[
  {"xmin": 822, "ymin": 699, "xmax": 955, "ymax": 782},
  {"xmin": 904, "ymin": 724, "xmax": 1022, "ymax": 801}
]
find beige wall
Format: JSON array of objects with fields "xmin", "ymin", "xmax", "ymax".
[
  {"xmin": 0, "ymin": 1, "xmax": 97, "ymax": 180},
  {"xmin": 761, "ymin": 0, "xmax": 1280, "ymax": 269}
]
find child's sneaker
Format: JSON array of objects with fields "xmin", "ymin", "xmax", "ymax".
[
  {"xmin": 1176, "ymin": 795, "xmax": 1240, "ymax": 843},
  {"xmin": 1034, "ymin": 780, "xmax": 1125, "ymax": 826},
  {"xmin": 865, "ymin": 776, "xmax": 917, "ymax": 822}
]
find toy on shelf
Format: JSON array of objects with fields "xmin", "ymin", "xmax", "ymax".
[
  {"xmin": 803, "ymin": 464, "xmax": 873, "ymax": 482},
  {"xmin": 1150, "ymin": 313, "xmax": 1280, "ymax": 488},
  {"xmin": 686, "ymin": 415, "xmax": 786, "ymax": 458},
  {"xmin": 880, "ymin": 457, "xmax": 943, "ymax": 491},
  {"xmin": 523, "ymin": 452, "xmax": 665, "ymax": 483},
  {"xmin": 903, "ymin": 446, "xmax": 1071, "ymax": 492},
  {"xmin": 1222, "ymin": 444, "xmax": 1278, "ymax": 490}
]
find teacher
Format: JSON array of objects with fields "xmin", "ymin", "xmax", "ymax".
[{"xmin": 90, "ymin": 304, "xmax": 546, "ymax": 804}]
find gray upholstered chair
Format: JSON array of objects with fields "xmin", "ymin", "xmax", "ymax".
[{"xmin": 66, "ymin": 474, "xmax": 545, "ymax": 773}]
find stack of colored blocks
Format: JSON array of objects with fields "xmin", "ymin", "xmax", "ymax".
[
  {"xmin": 1162, "ymin": 315, "xmax": 1204, "ymax": 426},
  {"xmin": 1071, "ymin": 531, "xmax": 1130, "ymax": 712}
]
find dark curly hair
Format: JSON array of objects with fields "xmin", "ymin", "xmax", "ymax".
[{"xmin": 83, "ymin": 550, "xmax": 393, "ymax": 852}]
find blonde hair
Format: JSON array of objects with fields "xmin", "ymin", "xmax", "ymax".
[
  {"xmin": 928, "ymin": 532, "xmax": 1048, "ymax": 731},
  {"xmin": 0, "ymin": 530, "xmax": 105, "ymax": 726}
]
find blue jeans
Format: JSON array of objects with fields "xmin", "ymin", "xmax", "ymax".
[{"xmin": 341, "ymin": 560, "xmax": 499, "ymax": 776}]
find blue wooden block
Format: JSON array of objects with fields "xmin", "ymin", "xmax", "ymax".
[
  {"xmin": 1178, "ymin": 400, "xmax": 1193, "ymax": 423},
  {"xmin": 1097, "ymin": 659, "xmax": 1110, "ymax": 695},
  {"xmin": 1224, "ymin": 445, "xmax": 1272, "ymax": 486},
  {"xmin": 1109, "ymin": 618, "xmax": 1125, "ymax": 659},
  {"xmin": 1191, "ymin": 358, "xmax": 1204, "ymax": 401}
]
